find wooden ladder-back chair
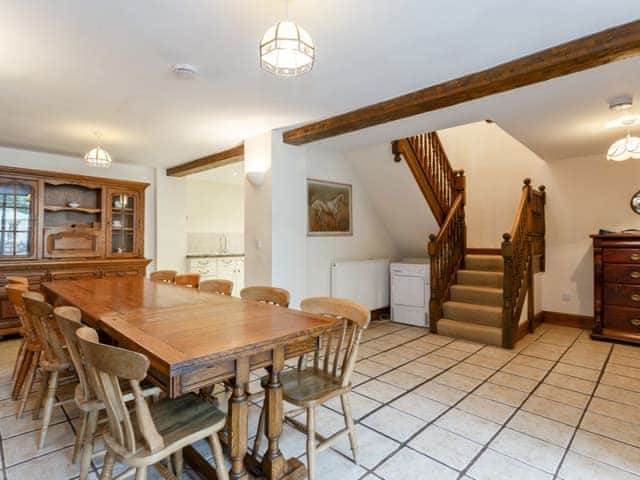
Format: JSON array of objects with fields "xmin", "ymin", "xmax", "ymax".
[
  {"xmin": 199, "ymin": 279, "xmax": 233, "ymax": 296},
  {"xmin": 240, "ymin": 286, "xmax": 290, "ymax": 307},
  {"xmin": 7, "ymin": 276, "xmax": 29, "ymax": 285},
  {"xmin": 149, "ymin": 270, "xmax": 177, "ymax": 283},
  {"xmin": 174, "ymin": 273, "xmax": 200, "ymax": 288},
  {"xmin": 6, "ymin": 284, "xmax": 41, "ymax": 416},
  {"xmin": 55, "ymin": 306, "xmax": 161, "ymax": 480},
  {"xmin": 252, "ymin": 297, "xmax": 370, "ymax": 480},
  {"xmin": 7, "ymin": 276, "xmax": 29, "ymax": 383},
  {"xmin": 75, "ymin": 326, "xmax": 229, "ymax": 480},
  {"xmin": 23, "ymin": 292, "xmax": 76, "ymax": 449}
]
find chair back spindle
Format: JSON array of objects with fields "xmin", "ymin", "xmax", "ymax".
[{"xmin": 55, "ymin": 306, "xmax": 93, "ymax": 403}]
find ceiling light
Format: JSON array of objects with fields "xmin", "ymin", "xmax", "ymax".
[
  {"xmin": 607, "ymin": 133, "xmax": 640, "ymax": 162},
  {"xmin": 84, "ymin": 133, "xmax": 112, "ymax": 168},
  {"xmin": 260, "ymin": 20, "xmax": 315, "ymax": 77},
  {"xmin": 171, "ymin": 63, "xmax": 198, "ymax": 79}
]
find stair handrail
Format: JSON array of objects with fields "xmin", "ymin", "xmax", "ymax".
[
  {"xmin": 428, "ymin": 193, "xmax": 466, "ymax": 333},
  {"xmin": 501, "ymin": 178, "xmax": 546, "ymax": 348}
]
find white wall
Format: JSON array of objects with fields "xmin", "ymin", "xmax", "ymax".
[
  {"xmin": 438, "ymin": 122, "xmax": 551, "ymax": 248},
  {"xmin": 186, "ymin": 180, "xmax": 243, "ymax": 234},
  {"xmin": 0, "ymin": 146, "xmax": 157, "ymax": 267},
  {"xmin": 154, "ymin": 169, "xmax": 187, "ymax": 272}
]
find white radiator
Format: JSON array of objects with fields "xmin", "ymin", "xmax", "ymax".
[{"xmin": 330, "ymin": 258, "xmax": 390, "ymax": 311}]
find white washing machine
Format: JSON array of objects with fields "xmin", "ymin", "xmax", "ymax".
[{"xmin": 390, "ymin": 260, "xmax": 430, "ymax": 328}]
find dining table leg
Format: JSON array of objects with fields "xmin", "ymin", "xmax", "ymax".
[{"xmin": 229, "ymin": 356, "xmax": 250, "ymax": 480}]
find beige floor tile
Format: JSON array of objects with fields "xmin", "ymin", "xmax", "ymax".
[
  {"xmin": 580, "ymin": 410, "xmax": 640, "ymax": 447},
  {"xmin": 3, "ymin": 421, "xmax": 76, "ymax": 466},
  {"xmin": 349, "ymin": 371, "xmax": 370, "ymax": 386},
  {"xmin": 511, "ymin": 354, "xmax": 555, "ymax": 371},
  {"xmin": 457, "ymin": 394, "xmax": 515, "ymax": 424},
  {"xmin": 300, "ymin": 447, "xmax": 366, "ymax": 479},
  {"xmin": 361, "ymin": 406, "xmax": 425, "ymax": 442},
  {"xmin": 610, "ymin": 352, "xmax": 640, "ymax": 369},
  {"xmin": 414, "ymin": 381, "xmax": 467, "ymax": 406},
  {"xmin": 435, "ymin": 408, "xmax": 501, "ymax": 444},
  {"xmin": 521, "ymin": 343, "xmax": 566, "ymax": 361},
  {"xmin": 435, "ymin": 346, "xmax": 473, "ymax": 361},
  {"xmin": 369, "ymin": 352, "xmax": 409, "ymax": 368},
  {"xmin": 409, "ymin": 425, "xmax": 482, "ymax": 470},
  {"xmin": 355, "ymin": 359, "xmax": 392, "ymax": 377},
  {"xmin": 475, "ymin": 382, "xmax": 528, "ymax": 407},
  {"xmin": 594, "ymin": 383, "xmax": 640, "ymax": 407},
  {"xmin": 314, "ymin": 405, "xmax": 349, "ymax": 438},
  {"xmin": 465, "ymin": 353, "xmax": 510, "ymax": 370},
  {"xmin": 416, "ymin": 353, "xmax": 459, "ymax": 369},
  {"xmin": 5, "ymin": 446, "xmax": 79, "ymax": 480},
  {"xmin": 333, "ymin": 424, "xmax": 399, "ymax": 469},
  {"xmin": 522, "ymin": 395, "xmax": 583, "ymax": 426},
  {"xmin": 387, "ymin": 345, "xmax": 423, "ymax": 361},
  {"xmin": 553, "ymin": 362, "xmax": 601, "ymax": 381},
  {"xmin": 508, "ymin": 410, "xmax": 575, "ymax": 448},
  {"xmin": 448, "ymin": 339, "xmax": 484, "ymax": 353},
  {"xmin": 378, "ymin": 369, "xmax": 425, "ymax": 389},
  {"xmin": 390, "ymin": 392, "xmax": 447, "ymax": 421},
  {"xmin": 0, "ymin": 404, "xmax": 67, "ymax": 438},
  {"xmin": 534, "ymin": 383, "xmax": 590, "ymax": 409},
  {"xmin": 397, "ymin": 361, "xmax": 442, "ymax": 379},
  {"xmin": 558, "ymin": 451, "xmax": 640, "ymax": 480},
  {"xmin": 501, "ymin": 362, "xmax": 547, "ymax": 381},
  {"xmin": 571, "ymin": 429, "xmax": 640, "ymax": 476},
  {"xmin": 490, "ymin": 428, "xmax": 565, "ymax": 473},
  {"xmin": 468, "ymin": 449, "xmax": 553, "ymax": 480},
  {"xmin": 323, "ymin": 392, "xmax": 381, "ymax": 420},
  {"xmin": 544, "ymin": 372, "xmax": 595, "ymax": 395},
  {"xmin": 588, "ymin": 396, "xmax": 640, "ymax": 425},
  {"xmin": 433, "ymin": 371, "xmax": 483, "ymax": 392},
  {"xmin": 421, "ymin": 334, "xmax": 456, "ymax": 346},
  {"xmin": 402, "ymin": 339, "xmax": 440, "ymax": 354},
  {"xmin": 450, "ymin": 362, "xmax": 495, "ymax": 380},
  {"xmin": 602, "ymin": 372, "xmax": 640, "ymax": 393},
  {"xmin": 489, "ymin": 371, "xmax": 538, "ymax": 393},
  {"xmin": 354, "ymin": 379, "xmax": 405, "ymax": 403},
  {"xmin": 376, "ymin": 447, "xmax": 458, "ymax": 480},
  {"xmin": 607, "ymin": 363, "xmax": 640, "ymax": 381}
]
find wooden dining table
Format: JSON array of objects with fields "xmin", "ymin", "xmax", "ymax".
[{"xmin": 42, "ymin": 276, "xmax": 335, "ymax": 480}]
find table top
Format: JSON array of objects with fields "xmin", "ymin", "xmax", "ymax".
[{"xmin": 42, "ymin": 277, "xmax": 334, "ymax": 376}]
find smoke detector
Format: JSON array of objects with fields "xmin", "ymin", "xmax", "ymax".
[
  {"xmin": 608, "ymin": 95, "xmax": 633, "ymax": 112},
  {"xmin": 171, "ymin": 64, "xmax": 198, "ymax": 79}
]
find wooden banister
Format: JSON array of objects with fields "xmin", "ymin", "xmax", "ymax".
[{"xmin": 501, "ymin": 178, "xmax": 546, "ymax": 348}]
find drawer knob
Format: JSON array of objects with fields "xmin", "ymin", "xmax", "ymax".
[
  {"xmin": 632, "ymin": 254, "xmax": 640, "ymax": 261},
  {"xmin": 632, "ymin": 294, "xmax": 640, "ymax": 302},
  {"xmin": 631, "ymin": 319, "xmax": 640, "ymax": 326},
  {"xmin": 631, "ymin": 272, "xmax": 640, "ymax": 279}
]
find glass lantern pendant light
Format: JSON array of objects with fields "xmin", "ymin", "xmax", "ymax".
[
  {"xmin": 260, "ymin": 1, "xmax": 315, "ymax": 77},
  {"xmin": 607, "ymin": 131, "xmax": 640, "ymax": 162},
  {"xmin": 84, "ymin": 132, "xmax": 112, "ymax": 168}
]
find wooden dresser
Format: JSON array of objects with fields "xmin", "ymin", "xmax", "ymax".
[
  {"xmin": 592, "ymin": 233, "xmax": 640, "ymax": 344},
  {"xmin": 0, "ymin": 166, "xmax": 151, "ymax": 336}
]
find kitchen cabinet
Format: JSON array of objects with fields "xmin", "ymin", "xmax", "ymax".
[{"xmin": 187, "ymin": 255, "xmax": 244, "ymax": 296}]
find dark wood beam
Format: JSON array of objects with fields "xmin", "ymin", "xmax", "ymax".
[
  {"xmin": 283, "ymin": 20, "xmax": 640, "ymax": 145},
  {"xmin": 166, "ymin": 144, "xmax": 244, "ymax": 177}
]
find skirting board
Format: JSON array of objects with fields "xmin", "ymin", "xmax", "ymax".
[{"xmin": 542, "ymin": 310, "xmax": 593, "ymax": 329}]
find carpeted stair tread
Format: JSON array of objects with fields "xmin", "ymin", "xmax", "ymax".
[
  {"xmin": 464, "ymin": 254, "xmax": 504, "ymax": 272},
  {"xmin": 437, "ymin": 319, "xmax": 502, "ymax": 347},
  {"xmin": 457, "ymin": 270, "xmax": 504, "ymax": 288},
  {"xmin": 442, "ymin": 301, "xmax": 502, "ymax": 328},
  {"xmin": 450, "ymin": 284, "xmax": 503, "ymax": 307}
]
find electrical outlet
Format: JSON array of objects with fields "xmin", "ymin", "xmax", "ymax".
[{"xmin": 561, "ymin": 293, "xmax": 572, "ymax": 302}]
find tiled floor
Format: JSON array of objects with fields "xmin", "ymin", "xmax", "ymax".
[{"xmin": 0, "ymin": 321, "xmax": 639, "ymax": 479}]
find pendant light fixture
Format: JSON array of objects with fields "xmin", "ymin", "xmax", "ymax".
[
  {"xmin": 84, "ymin": 132, "xmax": 112, "ymax": 168},
  {"xmin": 260, "ymin": 1, "xmax": 315, "ymax": 77},
  {"xmin": 606, "ymin": 96, "xmax": 640, "ymax": 162}
]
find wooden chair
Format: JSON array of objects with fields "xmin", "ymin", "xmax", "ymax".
[
  {"xmin": 149, "ymin": 270, "xmax": 177, "ymax": 283},
  {"xmin": 240, "ymin": 286, "xmax": 290, "ymax": 307},
  {"xmin": 7, "ymin": 276, "xmax": 29, "ymax": 285},
  {"xmin": 6, "ymin": 284, "xmax": 42, "ymax": 417},
  {"xmin": 55, "ymin": 306, "xmax": 161, "ymax": 480},
  {"xmin": 23, "ymin": 292, "xmax": 76, "ymax": 449},
  {"xmin": 252, "ymin": 297, "xmax": 370, "ymax": 480},
  {"xmin": 75, "ymin": 326, "xmax": 229, "ymax": 480},
  {"xmin": 199, "ymin": 279, "xmax": 233, "ymax": 296},
  {"xmin": 175, "ymin": 273, "xmax": 201, "ymax": 288},
  {"xmin": 7, "ymin": 276, "xmax": 30, "ymax": 384}
]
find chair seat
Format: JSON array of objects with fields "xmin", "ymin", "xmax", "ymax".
[
  {"xmin": 260, "ymin": 368, "xmax": 350, "ymax": 407},
  {"xmin": 104, "ymin": 393, "xmax": 226, "ymax": 466}
]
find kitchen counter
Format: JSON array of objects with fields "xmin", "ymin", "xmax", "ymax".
[{"xmin": 186, "ymin": 253, "xmax": 245, "ymax": 258}]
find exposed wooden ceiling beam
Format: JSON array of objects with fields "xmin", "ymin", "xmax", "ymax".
[
  {"xmin": 283, "ymin": 20, "xmax": 640, "ymax": 145},
  {"xmin": 166, "ymin": 144, "xmax": 244, "ymax": 177}
]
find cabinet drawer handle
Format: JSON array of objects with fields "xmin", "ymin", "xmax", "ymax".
[
  {"xmin": 631, "ymin": 253, "xmax": 640, "ymax": 261},
  {"xmin": 632, "ymin": 294, "xmax": 640, "ymax": 302},
  {"xmin": 631, "ymin": 272, "xmax": 640, "ymax": 279},
  {"xmin": 631, "ymin": 319, "xmax": 640, "ymax": 326}
]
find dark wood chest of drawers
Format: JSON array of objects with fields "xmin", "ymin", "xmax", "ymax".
[{"xmin": 592, "ymin": 234, "xmax": 640, "ymax": 344}]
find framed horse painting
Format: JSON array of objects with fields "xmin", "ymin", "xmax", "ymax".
[{"xmin": 307, "ymin": 179, "xmax": 352, "ymax": 236}]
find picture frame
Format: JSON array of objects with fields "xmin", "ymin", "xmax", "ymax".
[{"xmin": 307, "ymin": 178, "xmax": 353, "ymax": 236}]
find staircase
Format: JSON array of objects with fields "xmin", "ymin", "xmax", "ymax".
[{"xmin": 393, "ymin": 132, "xmax": 546, "ymax": 348}]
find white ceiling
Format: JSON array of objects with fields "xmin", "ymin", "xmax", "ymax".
[{"xmin": 0, "ymin": 0, "xmax": 638, "ymax": 167}]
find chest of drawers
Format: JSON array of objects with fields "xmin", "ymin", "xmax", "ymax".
[{"xmin": 592, "ymin": 234, "xmax": 640, "ymax": 344}]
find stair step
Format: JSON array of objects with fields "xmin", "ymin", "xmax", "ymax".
[
  {"xmin": 450, "ymin": 285, "xmax": 503, "ymax": 307},
  {"xmin": 437, "ymin": 319, "xmax": 502, "ymax": 347},
  {"xmin": 442, "ymin": 301, "xmax": 502, "ymax": 328},
  {"xmin": 457, "ymin": 270, "xmax": 504, "ymax": 288},
  {"xmin": 465, "ymin": 254, "xmax": 504, "ymax": 272}
]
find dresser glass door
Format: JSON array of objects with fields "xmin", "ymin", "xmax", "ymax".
[{"xmin": 110, "ymin": 193, "xmax": 135, "ymax": 255}]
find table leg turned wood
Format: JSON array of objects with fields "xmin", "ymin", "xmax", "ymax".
[{"xmin": 229, "ymin": 357, "xmax": 250, "ymax": 480}]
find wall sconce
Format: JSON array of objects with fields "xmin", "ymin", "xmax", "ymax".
[{"xmin": 246, "ymin": 171, "xmax": 266, "ymax": 187}]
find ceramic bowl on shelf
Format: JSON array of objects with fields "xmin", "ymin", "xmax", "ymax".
[{"xmin": 67, "ymin": 201, "xmax": 80, "ymax": 208}]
